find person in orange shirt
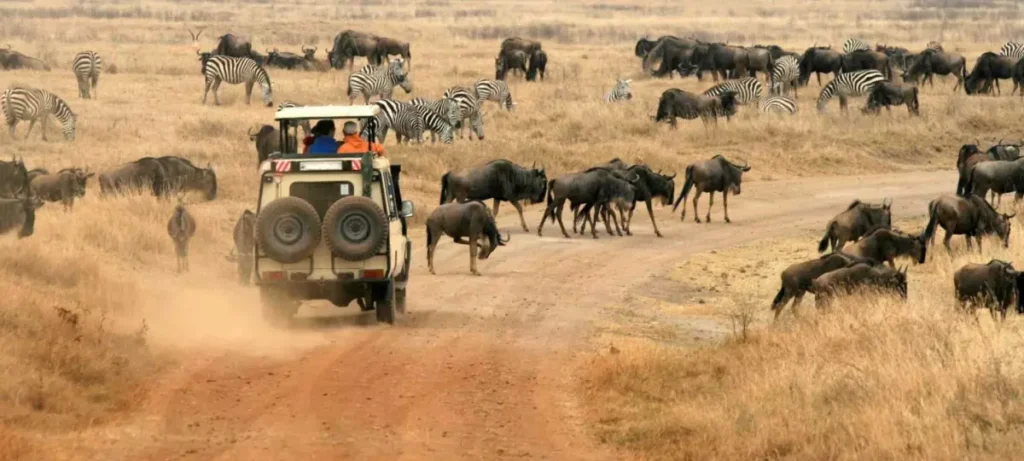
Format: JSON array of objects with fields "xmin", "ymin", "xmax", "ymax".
[{"xmin": 337, "ymin": 121, "xmax": 385, "ymax": 156}]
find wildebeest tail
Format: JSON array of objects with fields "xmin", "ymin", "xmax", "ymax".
[
  {"xmin": 771, "ymin": 285, "xmax": 786, "ymax": 311},
  {"xmin": 546, "ymin": 179, "xmax": 556, "ymax": 223},
  {"xmin": 439, "ymin": 172, "xmax": 450, "ymax": 205},
  {"xmin": 923, "ymin": 199, "xmax": 939, "ymax": 243},
  {"xmin": 672, "ymin": 165, "xmax": 695, "ymax": 212},
  {"xmin": 963, "ymin": 167, "xmax": 977, "ymax": 197},
  {"xmin": 818, "ymin": 221, "xmax": 836, "ymax": 253}
]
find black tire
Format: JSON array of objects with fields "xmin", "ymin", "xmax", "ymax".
[
  {"xmin": 254, "ymin": 197, "xmax": 322, "ymax": 264},
  {"xmin": 375, "ymin": 282, "xmax": 396, "ymax": 324},
  {"xmin": 260, "ymin": 286, "xmax": 298, "ymax": 326},
  {"xmin": 322, "ymin": 196, "xmax": 388, "ymax": 262}
]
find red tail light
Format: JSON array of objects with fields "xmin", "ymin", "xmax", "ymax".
[
  {"xmin": 261, "ymin": 271, "xmax": 284, "ymax": 281},
  {"xmin": 362, "ymin": 269, "xmax": 385, "ymax": 279}
]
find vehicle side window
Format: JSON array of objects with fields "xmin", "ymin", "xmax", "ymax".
[{"xmin": 382, "ymin": 172, "xmax": 398, "ymax": 220}]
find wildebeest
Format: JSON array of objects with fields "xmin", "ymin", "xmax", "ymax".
[
  {"xmin": 300, "ymin": 46, "xmax": 329, "ymax": 71},
  {"xmin": 693, "ymin": 43, "xmax": 749, "ymax": 81},
  {"xmin": 954, "ymin": 259, "xmax": 1024, "ymax": 320},
  {"xmin": 818, "ymin": 199, "xmax": 892, "ymax": 253},
  {"xmin": 213, "ymin": 34, "xmax": 253, "ymax": 58},
  {"xmin": 753, "ymin": 44, "xmax": 797, "ymax": 60},
  {"xmin": 30, "ymin": 168, "xmax": 93, "ymax": 211},
  {"xmin": 225, "ymin": 209, "xmax": 256, "ymax": 284},
  {"xmin": 672, "ymin": 155, "xmax": 751, "ymax": 223},
  {"xmin": 744, "ymin": 46, "xmax": 774, "ymax": 81},
  {"xmin": 811, "ymin": 263, "xmax": 908, "ymax": 309},
  {"xmin": 501, "ymin": 37, "xmax": 542, "ymax": 55},
  {"xmin": 98, "ymin": 158, "xmax": 167, "ymax": 197},
  {"xmin": 495, "ymin": 49, "xmax": 528, "ymax": 80},
  {"xmin": 840, "ymin": 228, "xmax": 927, "ymax": 267},
  {"xmin": 923, "ymin": 193, "xmax": 1013, "ymax": 252},
  {"xmin": 571, "ymin": 168, "xmax": 639, "ymax": 238},
  {"xmin": 167, "ymin": 199, "xmax": 197, "ymax": 273},
  {"xmin": 964, "ymin": 157, "xmax": 1024, "ymax": 206},
  {"xmin": 987, "ymin": 139, "xmax": 1023, "ymax": 160},
  {"xmin": 538, "ymin": 167, "xmax": 635, "ymax": 239},
  {"xmin": 862, "ymin": 81, "xmax": 920, "ymax": 115},
  {"xmin": 965, "ymin": 52, "xmax": 1016, "ymax": 95},
  {"xmin": 798, "ymin": 46, "xmax": 843, "ymax": 86},
  {"xmin": 526, "ymin": 50, "xmax": 547, "ymax": 81},
  {"xmin": 840, "ymin": 49, "xmax": 893, "ymax": 79},
  {"xmin": 901, "ymin": 49, "xmax": 967, "ymax": 91},
  {"xmin": 374, "ymin": 37, "xmax": 411, "ymax": 66},
  {"xmin": 265, "ymin": 48, "xmax": 313, "ymax": 71},
  {"xmin": 0, "ymin": 193, "xmax": 42, "ymax": 238},
  {"xmin": 653, "ymin": 88, "xmax": 738, "ymax": 127},
  {"xmin": 0, "ymin": 156, "xmax": 28, "ymax": 198},
  {"xmin": 330, "ymin": 30, "xmax": 381, "ymax": 69},
  {"xmin": 426, "ymin": 201, "xmax": 510, "ymax": 276},
  {"xmin": 642, "ymin": 36, "xmax": 704, "ymax": 78},
  {"xmin": 635, "ymin": 37, "xmax": 659, "ymax": 58},
  {"xmin": 0, "ymin": 48, "xmax": 51, "ymax": 71},
  {"xmin": 618, "ymin": 165, "xmax": 675, "ymax": 237},
  {"xmin": 1014, "ymin": 58, "xmax": 1024, "ymax": 96},
  {"xmin": 955, "ymin": 142, "xmax": 1021, "ymax": 196},
  {"xmin": 440, "ymin": 159, "xmax": 547, "ymax": 233},
  {"xmin": 151, "ymin": 156, "xmax": 217, "ymax": 201},
  {"xmin": 771, "ymin": 251, "xmax": 874, "ymax": 320}
]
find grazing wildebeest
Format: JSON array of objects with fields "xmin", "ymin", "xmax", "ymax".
[
  {"xmin": 440, "ymin": 160, "xmax": 547, "ymax": 233},
  {"xmin": 964, "ymin": 157, "xmax": 1024, "ymax": 207},
  {"xmin": 538, "ymin": 167, "xmax": 636, "ymax": 239},
  {"xmin": 902, "ymin": 49, "xmax": 967, "ymax": 91},
  {"xmin": 495, "ymin": 49, "xmax": 528, "ymax": 80},
  {"xmin": 225, "ymin": 209, "xmax": 256, "ymax": 284},
  {"xmin": 771, "ymin": 251, "xmax": 874, "ymax": 320},
  {"xmin": 862, "ymin": 81, "xmax": 920, "ymax": 115},
  {"xmin": 0, "ymin": 156, "xmax": 28, "ymax": 199},
  {"xmin": 811, "ymin": 263, "xmax": 908, "ymax": 309},
  {"xmin": 167, "ymin": 199, "xmax": 197, "ymax": 273},
  {"xmin": 954, "ymin": 259, "xmax": 1024, "ymax": 321},
  {"xmin": 0, "ymin": 49, "xmax": 51, "ymax": 71},
  {"xmin": 841, "ymin": 50, "xmax": 893, "ymax": 79},
  {"xmin": 98, "ymin": 158, "xmax": 167, "ymax": 197},
  {"xmin": 330, "ymin": 30, "xmax": 381, "ymax": 69},
  {"xmin": 501, "ymin": 37, "xmax": 542, "ymax": 55},
  {"xmin": 212, "ymin": 34, "xmax": 253, "ymax": 58},
  {"xmin": 426, "ymin": 201, "xmax": 510, "ymax": 276},
  {"xmin": 30, "ymin": 168, "xmax": 93, "ymax": 211},
  {"xmin": 840, "ymin": 228, "xmax": 927, "ymax": 267},
  {"xmin": 672, "ymin": 155, "xmax": 751, "ymax": 223},
  {"xmin": 955, "ymin": 142, "xmax": 1021, "ymax": 196},
  {"xmin": 0, "ymin": 193, "xmax": 42, "ymax": 238},
  {"xmin": 693, "ymin": 43, "xmax": 749, "ymax": 81},
  {"xmin": 965, "ymin": 52, "xmax": 1016, "ymax": 95},
  {"xmin": 641, "ymin": 36, "xmax": 703, "ymax": 77},
  {"xmin": 526, "ymin": 49, "xmax": 547, "ymax": 81},
  {"xmin": 152, "ymin": 156, "xmax": 217, "ymax": 201},
  {"xmin": 653, "ymin": 88, "xmax": 738, "ymax": 127},
  {"xmin": 818, "ymin": 199, "xmax": 892, "ymax": 253},
  {"xmin": 923, "ymin": 193, "xmax": 1013, "ymax": 252},
  {"xmin": 745, "ymin": 46, "xmax": 774, "ymax": 81},
  {"xmin": 798, "ymin": 46, "xmax": 843, "ymax": 86},
  {"xmin": 374, "ymin": 37, "xmax": 411, "ymax": 66}
]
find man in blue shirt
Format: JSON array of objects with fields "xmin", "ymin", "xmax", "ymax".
[{"xmin": 306, "ymin": 120, "xmax": 339, "ymax": 155}]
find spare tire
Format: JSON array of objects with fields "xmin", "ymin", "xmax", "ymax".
[
  {"xmin": 323, "ymin": 196, "xmax": 388, "ymax": 261},
  {"xmin": 255, "ymin": 197, "xmax": 322, "ymax": 264}
]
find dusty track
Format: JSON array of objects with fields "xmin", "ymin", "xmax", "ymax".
[{"xmin": 44, "ymin": 170, "xmax": 956, "ymax": 460}]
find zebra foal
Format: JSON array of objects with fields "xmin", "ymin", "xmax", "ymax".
[
  {"xmin": 72, "ymin": 51, "xmax": 102, "ymax": 99},
  {"xmin": 604, "ymin": 79, "xmax": 632, "ymax": 102},
  {"xmin": 347, "ymin": 58, "xmax": 413, "ymax": 105},
  {"xmin": 474, "ymin": 79, "xmax": 516, "ymax": 110},
  {"xmin": 703, "ymin": 77, "xmax": 763, "ymax": 105},
  {"xmin": 409, "ymin": 97, "xmax": 459, "ymax": 144},
  {"xmin": 2, "ymin": 87, "xmax": 77, "ymax": 141}
]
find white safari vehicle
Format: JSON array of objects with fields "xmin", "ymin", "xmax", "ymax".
[{"xmin": 253, "ymin": 105, "xmax": 413, "ymax": 325}]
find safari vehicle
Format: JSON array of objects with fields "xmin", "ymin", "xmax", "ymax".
[{"xmin": 253, "ymin": 105, "xmax": 413, "ymax": 325}]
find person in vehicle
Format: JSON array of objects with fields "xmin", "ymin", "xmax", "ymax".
[
  {"xmin": 337, "ymin": 121, "xmax": 385, "ymax": 156},
  {"xmin": 304, "ymin": 120, "xmax": 339, "ymax": 155}
]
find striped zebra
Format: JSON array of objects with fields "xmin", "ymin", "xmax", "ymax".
[
  {"xmin": 843, "ymin": 38, "xmax": 871, "ymax": 54},
  {"xmin": 409, "ymin": 97, "xmax": 459, "ymax": 144},
  {"xmin": 370, "ymin": 99, "xmax": 424, "ymax": 144},
  {"xmin": 703, "ymin": 77, "xmax": 763, "ymax": 105},
  {"xmin": 474, "ymin": 79, "xmax": 516, "ymax": 110},
  {"xmin": 72, "ymin": 51, "xmax": 102, "ymax": 99},
  {"xmin": 201, "ymin": 55, "xmax": 273, "ymax": 106},
  {"xmin": 816, "ymin": 69, "xmax": 885, "ymax": 113},
  {"xmin": 770, "ymin": 55, "xmax": 800, "ymax": 97},
  {"xmin": 2, "ymin": 87, "xmax": 76, "ymax": 141},
  {"xmin": 347, "ymin": 58, "xmax": 412, "ymax": 105},
  {"xmin": 999, "ymin": 41, "xmax": 1024, "ymax": 60},
  {"xmin": 604, "ymin": 79, "xmax": 632, "ymax": 102},
  {"xmin": 442, "ymin": 86, "xmax": 485, "ymax": 141},
  {"xmin": 758, "ymin": 95, "xmax": 798, "ymax": 115},
  {"xmin": 926, "ymin": 41, "xmax": 944, "ymax": 52}
]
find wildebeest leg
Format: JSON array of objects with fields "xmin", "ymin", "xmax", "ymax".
[
  {"xmin": 692, "ymin": 188, "xmax": 704, "ymax": 223},
  {"xmin": 705, "ymin": 192, "xmax": 714, "ymax": 223},
  {"xmin": 975, "ymin": 235, "xmax": 983, "ymax": 253},
  {"xmin": 509, "ymin": 200, "xmax": 529, "ymax": 232},
  {"xmin": 555, "ymin": 202, "xmax": 571, "ymax": 239},
  {"xmin": 601, "ymin": 206, "xmax": 617, "ymax": 236},
  {"xmin": 469, "ymin": 235, "xmax": 480, "ymax": 276},
  {"xmin": 723, "ymin": 191, "xmax": 731, "ymax": 223},
  {"xmin": 816, "ymin": 72, "xmax": 822, "ymax": 86},
  {"xmin": 791, "ymin": 292, "xmax": 805, "ymax": 316},
  {"xmin": 605, "ymin": 206, "xmax": 622, "ymax": 236},
  {"xmin": 427, "ymin": 232, "xmax": 440, "ymax": 274},
  {"xmin": 964, "ymin": 234, "xmax": 973, "ymax": 251},
  {"xmin": 643, "ymin": 200, "xmax": 662, "ymax": 237},
  {"xmin": 492, "ymin": 199, "xmax": 501, "ymax": 217}
]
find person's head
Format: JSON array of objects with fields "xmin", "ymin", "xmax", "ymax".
[
  {"xmin": 343, "ymin": 121, "xmax": 358, "ymax": 136},
  {"xmin": 312, "ymin": 120, "xmax": 335, "ymax": 137}
]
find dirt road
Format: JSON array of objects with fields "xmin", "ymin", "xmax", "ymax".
[{"xmin": 45, "ymin": 171, "xmax": 956, "ymax": 461}]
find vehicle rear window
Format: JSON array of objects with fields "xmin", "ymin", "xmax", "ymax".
[{"xmin": 290, "ymin": 181, "xmax": 354, "ymax": 219}]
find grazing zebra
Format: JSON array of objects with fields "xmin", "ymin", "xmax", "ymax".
[
  {"xmin": 999, "ymin": 41, "xmax": 1024, "ymax": 60},
  {"xmin": 604, "ymin": 79, "xmax": 633, "ymax": 102},
  {"xmin": 347, "ymin": 58, "xmax": 412, "ymax": 105},
  {"xmin": 703, "ymin": 77, "xmax": 763, "ymax": 105},
  {"xmin": 816, "ymin": 69, "xmax": 885, "ymax": 113},
  {"xmin": 201, "ymin": 55, "xmax": 273, "ymax": 106},
  {"xmin": 72, "ymin": 51, "xmax": 102, "ymax": 99},
  {"xmin": 409, "ymin": 97, "xmax": 459, "ymax": 144},
  {"xmin": 474, "ymin": 79, "xmax": 516, "ymax": 110},
  {"xmin": 843, "ymin": 38, "xmax": 871, "ymax": 54},
  {"xmin": 370, "ymin": 99, "xmax": 425, "ymax": 144},
  {"xmin": 770, "ymin": 55, "xmax": 800, "ymax": 97},
  {"xmin": 926, "ymin": 41, "xmax": 944, "ymax": 52},
  {"xmin": 442, "ymin": 86, "xmax": 485, "ymax": 140},
  {"xmin": 2, "ymin": 87, "xmax": 76, "ymax": 141},
  {"xmin": 758, "ymin": 95, "xmax": 798, "ymax": 115}
]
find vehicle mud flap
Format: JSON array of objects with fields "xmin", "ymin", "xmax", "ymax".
[{"xmin": 375, "ymin": 280, "xmax": 396, "ymax": 324}]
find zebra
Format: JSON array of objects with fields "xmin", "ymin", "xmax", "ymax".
[
  {"xmin": 369, "ymin": 99, "xmax": 425, "ymax": 144},
  {"xmin": 843, "ymin": 38, "xmax": 871, "ymax": 54},
  {"xmin": 442, "ymin": 86, "xmax": 485, "ymax": 140},
  {"xmin": 816, "ymin": 69, "xmax": 885, "ymax": 113},
  {"xmin": 999, "ymin": 41, "xmax": 1024, "ymax": 60},
  {"xmin": 926, "ymin": 41, "xmax": 944, "ymax": 52},
  {"xmin": 347, "ymin": 58, "xmax": 412, "ymax": 105},
  {"xmin": 474, "ymin": 79, "xmax": 516, "ymax": 110},
  {"xmin": 770, "ymin": 55, "xmax": 800, "ymax": 97},
  {"xmin": 703, "ymin": 77, "xmax": 763, "ymax": 105},
  {"xmin": 604, "ymin": 78, "xmax": 632, "ymax": 102},
  {"xmin": 409, "ymin": 97, "xmax": 459, "ymax": 144},
  {"xmin": 2, "ymin": 87, "xmax": 76, "ymax": 141},
  {"xmin": 758, "ymin": 95, "xmax": 798, "ymax": 115},
  {"xmin": 201, "ymin": 55, "xmax": 273, "ymax": 106},
  {"xmin": 72, "ymin": 51, "xmax": 102, "ymax": 99}
]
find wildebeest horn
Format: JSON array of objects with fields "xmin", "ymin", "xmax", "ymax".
[
  {"xmin": 999, "ymin": 138, "xmax": 1005, "ymax": 145},
  {"xmin": 1007, "ymin": 213, "xmax": 1017, "ymax": 219},
  {"xmin": 196, "ymin": 49, "xmax": 201, "ymax": 56},
  {"xmin": 498, "ymin": 232, "xmax": 511, "ymax": 245},
  {"xmin": 667, "ymin": 172, "xmax": 677, "ymax": 179}
]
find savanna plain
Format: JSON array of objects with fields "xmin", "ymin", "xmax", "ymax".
[{"xmin": 2, "ymin": 0, "xmax": 1024, "ymax": 459}]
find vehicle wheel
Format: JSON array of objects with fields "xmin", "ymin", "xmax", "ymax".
[
  {"xmin": 375, "ymin": 282, "xmax": 396, "ymax": 325},
  {"xmin": 254, "ymin": 197, "xmax": 322, "ymax": 264},
  {"xmin": 260, "ymin": 286, "xmax": 298, "ymax": 326},
  {"xmin": 322, "ymin": 196, "xmax": 388, "ymax": 262}
]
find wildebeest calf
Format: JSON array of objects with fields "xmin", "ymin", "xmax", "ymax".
[
  {"xmin": 0, "ymin": 194, "xmax": 42, "ymax": 238},
  {"xmin": 771, "ymin": 252, "xmax": 874, "ymax": 320},
  {"xmin": 818, "ymin": 199, "xmax": 892, "ymax": 253},
  {"xmin": 30, "ymin": 168, "xmax": 93, "ymax": 211},
  {"xmin": 862, "ymin": 81, "xmax": 919, "ymax": 115},
  {"xmin": 226, "ymin": 209, "xmax": 255, "ymax": 284},
  {"xmin": 673, "ymin": 154, "xmax": 751, "ymax": 223},
  {"xmin": 954, "ymin": 259, "xmax": 1024, "ymax": 321},
  {"xmin": 810, "ymin": 263, "xmax": 908, "ymax": 309},
  {"xmin": 839, "ymin": 227, "xmax": 927, "ymax": 268},
  {"xmin": 167, "ymin": 200, "xmax": 197, "ymax": 273},
  {"xmin": 426, "ymin": 201, "xmax": 510, "ymax": 276}
]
